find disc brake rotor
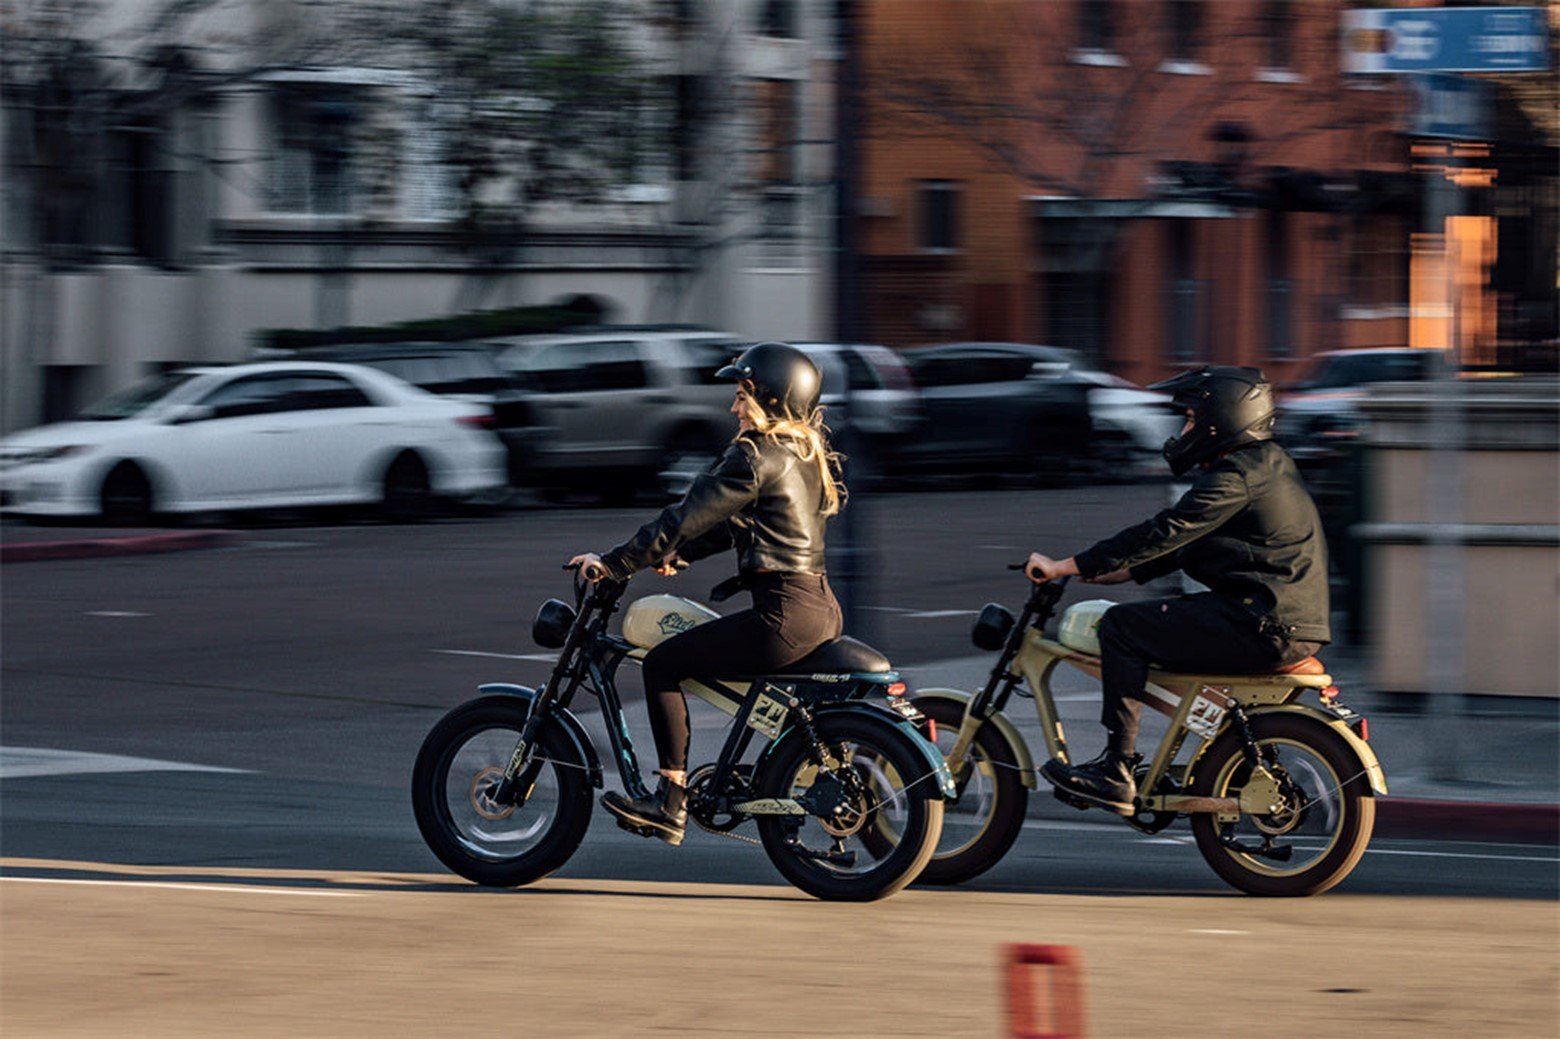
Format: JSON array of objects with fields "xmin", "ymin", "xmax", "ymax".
[{"xmin": 469, "ymin": 766, "xmax": 516, "ymax": 821}]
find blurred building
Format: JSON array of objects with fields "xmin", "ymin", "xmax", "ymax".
[
  {"xmin": 0, "ymin": 0, "xmax": 840, "ymax": 430},
  {"xmin": 853, "ymin": 0, "xmax": 1556, "ymax": 385}
]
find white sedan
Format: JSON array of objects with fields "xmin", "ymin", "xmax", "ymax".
[{"xmin": 0, "ymin": 361, "xmax": 508, "ymax": 522}]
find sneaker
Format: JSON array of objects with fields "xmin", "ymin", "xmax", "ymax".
[
  {"xmin": 601, "ymin": 776, "xmax": 688, "ymax": 846},
  {"xmin": 1039, "ymin": 750, "xmax": 1140, "ymax": 814}
]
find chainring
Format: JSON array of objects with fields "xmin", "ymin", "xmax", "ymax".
[
  {"xmin": 1126, "ymin": 764, "xmax": 1180, "ymax": 834},
  {"xmin": 685, "ymin": 763, "xmax": 756, "ymax": 833}
]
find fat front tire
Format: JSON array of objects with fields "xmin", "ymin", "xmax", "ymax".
[
  {"xmin": 1188, "ymin": 713, "xmax": 1375, "ymax": 897},
  {"xmin": 754, "ymin": 714, "xmax": 943, "ymax": 902},
  {"xmin": 910, "ymin": 697, "xmax": 1029, "ymax": 886},
  {"xmin": 411, "ymin": 698, "xmax": 593, "ymax": 887}
]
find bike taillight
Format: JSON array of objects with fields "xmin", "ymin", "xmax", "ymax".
[{"xmin": 885, "ymin": 682, "xmax": 907, "ymax": 697}]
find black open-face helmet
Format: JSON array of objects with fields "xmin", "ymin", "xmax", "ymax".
[
  {"xmin": 716, "ymin": 342, "xmax": 822, "ymax": 422},
  {"xmin": 1150, "ymin": 365, "xmax": 1275, "ymax": 476}
]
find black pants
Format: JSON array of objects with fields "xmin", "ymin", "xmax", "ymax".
[
  {"xmin": 1097, "ymin": 593, "xmax": 1322, "ymax": 756},
  {"xmin": 640, "ymin": 572, "xmax": 843, "ymax": 772}
]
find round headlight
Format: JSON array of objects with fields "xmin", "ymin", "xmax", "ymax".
[
  {"xmin": 971, "ymin": 602, "xmax": 1016, "ymax": 652},
  {"xmin": 531, "ymin": 598, "xmax": 577, "ymax": 649}
]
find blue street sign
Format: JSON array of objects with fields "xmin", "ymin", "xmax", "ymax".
[
  {"xmin": 1343, "ymin": 6, "xmax": 1550, "ymax": 74},
  {"xmin": 1411, "ymin": 74, "xmax": 1493, "ymax": 140}
]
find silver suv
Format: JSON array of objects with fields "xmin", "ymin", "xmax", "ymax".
[{"xmin": 493, "ymin": 326, "xmax": 744, "ymax": 498}]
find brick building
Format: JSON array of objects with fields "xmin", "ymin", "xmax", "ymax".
[{"xmin": 854, "ymin": 0, "xmax": 1428, "ymax": 387}]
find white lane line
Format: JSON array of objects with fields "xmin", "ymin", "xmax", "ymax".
[
  {"xmin": 1, "ymin": 747, "xmax": 250, "ymax": 779},
  {"xmin": 0, "ymin": 877, "xmax": 360, "ymax": 898},
  {"xmin": 1189, "ymin": 929, "xmax": 1248, "ymax": 935},
  {"xmin": 1360, "ymin": 847, "xmax": 1558, "ymax": 864},
  {"xmin": 905, "ymin": 610, "xmax": 979, "ymax": 619},
  {"xmin": 85, "ymin": 611, "xmax": 150, "ymax": 618},
  {"xmin": 433, "ymin": 650, "xmax": 559, "ymax": 663}
]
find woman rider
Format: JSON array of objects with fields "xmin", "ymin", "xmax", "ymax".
[{"xmin": 568, "ymin": 342, "xmax": 846, "ymax": 845}]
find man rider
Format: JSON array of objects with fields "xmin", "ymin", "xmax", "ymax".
[{"xmin": 1025, "ymin": 365, "xmax": 1331, "ymax": 813}]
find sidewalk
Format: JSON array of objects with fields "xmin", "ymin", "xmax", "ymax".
[{"xmin": 901, "ymin": 649, "xmax": 1560, "ymax": 846}]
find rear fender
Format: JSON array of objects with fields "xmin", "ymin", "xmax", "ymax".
[
  {"xmin": 756, "ymin": 702, "xmax": 955, "ymax": 799},
  {"xmin": 1191, "ymin": 703, "xmax": 1388, "ymax": 796},
  {"xmin": 914, "ymin": 688, "xmax": 1038, "ymax": 790},
  {"xmin": 477, "ymin": 683, "xmax": 603, "ymax": 788}
]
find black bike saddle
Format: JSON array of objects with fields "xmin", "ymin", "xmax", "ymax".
[{"xmin": 767, "ymin": 637, "xmax": 892, "ymax": 678}]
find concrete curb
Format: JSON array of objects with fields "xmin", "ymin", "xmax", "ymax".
[
  {"xmin": 0, "ymin": 530, "xmax": 234, "ymax": 563},
  {"xmin": 1375, "ymin": 797, "xmax": 1559, "ymax": 845}
]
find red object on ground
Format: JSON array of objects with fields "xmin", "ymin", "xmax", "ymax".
[{"xmin": 1005, "ymin": 943, "xmax": 1087, "ymax": 1039}]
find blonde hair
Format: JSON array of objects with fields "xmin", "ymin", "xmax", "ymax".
[{"xmin": 737, "ymin": 388, "xmax": 846, "ymax": 517}]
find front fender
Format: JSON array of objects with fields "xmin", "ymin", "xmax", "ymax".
[
  {"xmin": 1199, "ymin": 704, "xmax": 1388, "ymax": 796},
  {"xmin": 757, "ymin": 702, "xmax": 956, "ymax": 799},
  {"xmin": 913, "ymin": 688, "xmax": 1039, "ymax": 790},
  {"xmin": 477, "ymin": 683, "xmax": 604, "ymax": 788}
]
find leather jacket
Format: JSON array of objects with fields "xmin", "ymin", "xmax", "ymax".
[
  {"xmin": 601, "ymin": 433, "xmax": 829, "ymax": 579},
  {"xmin": 1073, "ymin": 440, "xmax": 1332, "ymax": 644}
]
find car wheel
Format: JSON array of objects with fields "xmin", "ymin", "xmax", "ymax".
[
  {"xmin": 100, "ymin": 462, "xmax": 155, "ymax": 526},
  {"xmin": 382, "ymin": 452, "xmax": 433, "ymax": 523}
]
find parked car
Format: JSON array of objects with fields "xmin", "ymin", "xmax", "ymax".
[
  {"xmin": 0, "ymin": 361, "xmax": 507, "ymax": 523},
  {"xmin": 1275, "ymin": 348, "xmax": 1447, "ymax": 460},
  {"xmin": 492, "ymin": 325, "xmax": 745, "ymax": 498},
  {"xmin": 790, "ymin": 342, "xmax": 921, "ymax": 479},
  {"xmin": 258, "ymin": 342, "xmax": 537, "ymax": 486},
  {"xmin": 887, "ymin": 342, "xmax": 1093, "ymax": 482}
]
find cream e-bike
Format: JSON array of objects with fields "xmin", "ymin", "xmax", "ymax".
[
  {"xmin": 412, "ymin": 569, "xmax": 952, "ymax": 901},
  {"xmin": 911, "ymin": 573, "xmax": 1387, "ymax": 896}
]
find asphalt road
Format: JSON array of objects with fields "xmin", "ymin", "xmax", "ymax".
[
  {"xmin": 3, "ymin": 486, "xmax": 1554, "ymax": 898},
  {"xmin": 4, "ymin": 486, "xmax": 1557, "ymax": 1036}
]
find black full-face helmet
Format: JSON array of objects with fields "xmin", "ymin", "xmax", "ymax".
[
  {"xmin": 716, "ymin": 342, "xmax": 823, "ymax": 422},
  {"xmin": 1150, "ymin": 365, "xmax": 1276, "ymax": 476}
]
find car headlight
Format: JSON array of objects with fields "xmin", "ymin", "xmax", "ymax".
[{"xmin": 0, "ymin": 444, "xmax": 92, "ymax": 467}]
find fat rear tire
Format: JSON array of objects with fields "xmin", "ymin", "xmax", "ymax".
[
  {"xmin": 754, "ymin": 714, "xmax": 942, "ymax": 901},
  {"xmin": 1188, "ymin": 713, "xmax": 1374, "ymax": 897}
]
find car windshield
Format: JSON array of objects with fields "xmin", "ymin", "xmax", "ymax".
[
  {"xmin": 1300, "ymin": 353, "xmax": 1435, "ymax": 390},
  {"xmin": 79, "ymin": 371, "xmax": 200, "ymax": 420}
]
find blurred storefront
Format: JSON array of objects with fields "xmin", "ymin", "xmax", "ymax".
[{"xmin": 854, "ymin": 0, "xmax": 1555, "ymax": 384}]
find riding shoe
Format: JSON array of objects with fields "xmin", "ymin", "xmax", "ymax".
[
  {"xmin": 1039, "ymin": 750, "xmax": 1141, "ymax": 814},
  {"xmin": 601, "ymin": 777, "xmax": 687, "ymax": 846}
]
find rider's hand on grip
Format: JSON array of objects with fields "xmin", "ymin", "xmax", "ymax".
[{"xmin": 565, "ymin": 553, "xmax": 610, "ymax": 583}]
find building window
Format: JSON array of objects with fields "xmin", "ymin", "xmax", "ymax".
[
  {"xmin": 758, "ymin": 0, "xmax": 799, "ymax": 39},
  {"xmin": 269, "ymin": 87, "xmax": 359, "ymax": 214},
  {"xmin": 1077, "ymin": 0, "xmax": 1116, "ymax": 53},
  {"xmin": 1166, "ymin": 0, "xmax": 1204, "ymax": 62},
  {"xmin": 917, "ymin": 180, "xmax": 961, "ymax": 252},
  {"xmin": 673, "ymin": 74, "xmax": 705, "ymax": 182},
  {"xmin": 1265, "ymin": 209, "xmax": 1293, "ymax": 358},
  {"xmin": 1261, "ymin": 0, "xmax": 1295, "ymax": 72},
  {"xmin": 1166, "ymin": 219, "xmax": 1202, "ymax": 361},
  {"xmin": 1349, "ymin": 214, "xmax": 1409, "ymax": 312}
]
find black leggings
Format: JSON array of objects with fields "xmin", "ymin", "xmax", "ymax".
[
  {"xmin": 640, "ymin": 572, "xmax": 842, "ymax": 772},
  {"xmin": 1097, "ymin": 593, "xmax": 1322, "ymax": 756}
]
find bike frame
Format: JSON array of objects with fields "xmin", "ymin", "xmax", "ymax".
[
  {"xmin": 943, "ymin": 581, "xmax": 1386, "ymax": 819},
  {"xmin": 498, "ymin": 577, "xmax": 950, "ymax": 815}
]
